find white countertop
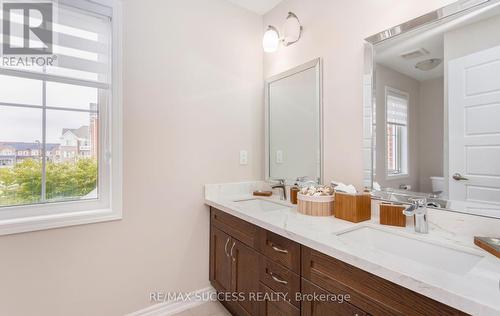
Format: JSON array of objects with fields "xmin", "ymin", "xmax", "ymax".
[{"xmin": 205, "ymin": 181, "xmax": 500, "ymax": 316}]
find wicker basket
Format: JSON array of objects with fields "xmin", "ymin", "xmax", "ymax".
[{"xmin": 297, "ymin": 193, "xmax": 334, "ymax": 216}]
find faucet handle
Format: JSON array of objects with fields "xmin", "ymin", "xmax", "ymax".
[{"xmin": 274, "ymin": 178, "xmax": 285, "ymax": 185}]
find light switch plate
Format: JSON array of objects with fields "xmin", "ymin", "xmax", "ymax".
[
  {"xmin": 239, "ymin": 150, "xmax": 248, "ymax": 165},
  {"xmin": 276, "ymin": 150, "xmax": 283, "ymax": 164}
]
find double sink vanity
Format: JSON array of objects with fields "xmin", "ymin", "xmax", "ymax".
[
  {"xmin": 205, "ymin": 182, "xmax": 500, "ymax": 316},
  {"xmin": 204, "ymin": 2, "xmax": 500, "ymax": 315}
]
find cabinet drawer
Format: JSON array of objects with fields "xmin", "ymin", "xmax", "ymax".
[
  {"xmin": 259, "ymin": 283, "xmax": 300, "ymax": 316},
  {"xmin": 302, "ymin": 247, "xmax": 469, "ymax": 316},
  {"xmin": 258, "ymin": 230, "xmax": 301, "ymax": 273},
  {"xmin": 211, "ymin": 207, "xmax": 259, "ymax": 248},
  {"xmin": 301, "ymin": 278, "xmax": 366, "ymax": 316},
  {"xmin": 259, "ymin": 256, "xmax": 301, "ymax": 308}
]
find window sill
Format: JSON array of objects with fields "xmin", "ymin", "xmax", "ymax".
[
  {"xmin": 386, "ymin": 173, "xmax": 409, "ymax": 180},
  {"xmin": 0, "ymin": 208, "xmax": 122, "ymax": 236}
]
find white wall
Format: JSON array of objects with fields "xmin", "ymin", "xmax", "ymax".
[
  {"xmin": 0, "ymin": 0, "xmax": 263, "ymax": 315},
  {"xmin": 264, "ymin": 0, "xmax": 455, "ymax": 188}
]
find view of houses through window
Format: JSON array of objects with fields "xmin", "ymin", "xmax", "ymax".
[{"xmin": 0, "ymin": 75, "xmax": 101, "ymax": 207}]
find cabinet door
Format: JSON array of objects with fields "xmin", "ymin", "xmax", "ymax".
[
  {"xmin": 302, "ymin": 279, "xmax": 366, "ymax": 316},
  {"xmin": 210, "ymin": 226, "xmax": 232, "ymax": 293},
  {"xmin": 259, "ymin": 283, "xmax": 300, "ymax": 316},
  {"xmin": 231, "ymin": 240, "xmax": 260, "ymax": 315}
]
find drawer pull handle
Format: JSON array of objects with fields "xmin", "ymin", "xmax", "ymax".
[
  {"xmin": 224, "ymin": 238, "xmax": 230, "ymax": 257},
  {"xmin": 270, "ymin": 272, "xmax": 288, "ymax": 285},
  {"xmin": 271, "ymin": 245, "xmax": 289, "ymax": 254},
  {"xmin": 230, "ymin": 242, "xmax": 236, "ymax": 261}
]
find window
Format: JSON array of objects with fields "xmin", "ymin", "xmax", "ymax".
[
  {"xmin": 386, "ymin": 88, "xmax": 409, "ymax": 177},
  {"xmin": 0, "ymin": 0, "xmax": 122, "ymax": 235}
]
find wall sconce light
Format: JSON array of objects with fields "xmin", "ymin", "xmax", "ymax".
[{"xmin": 262, "ymin": 12, "xmax": 303, "ymax": 53}]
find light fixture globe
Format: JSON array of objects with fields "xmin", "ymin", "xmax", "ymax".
[{"xmin": 262, "ymin": 26, "xmax": 280, "ymax": 53}]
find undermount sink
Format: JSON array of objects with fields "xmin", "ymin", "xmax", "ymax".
[
  {"xmin": 337, "ymin": 226, "xmax": 483, "ymax": 275},
  {"xmin": 233, "ymin": 199, "xmax": 289, "ymax": 212}
]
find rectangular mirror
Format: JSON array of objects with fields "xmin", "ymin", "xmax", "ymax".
[
  {"xmin": 364, "ymin": 0, "xmax": 500, "ymax": 218},
  {"xmin": 265, "ymin": 58, "xmax": 322, "ymax": 183}
]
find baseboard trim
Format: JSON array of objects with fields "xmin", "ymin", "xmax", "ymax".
[{"xmin": 127, "ymin": 287, "xmax": 216, "ymax": 316}]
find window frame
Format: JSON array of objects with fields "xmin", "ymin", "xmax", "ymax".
[
  {"xmin": 384, "ymin": 86, "xmax": 409, "ymax": 180},
  {"xmin": 0, "ymin": 0, "xmax": 122, "ymax": 236}
]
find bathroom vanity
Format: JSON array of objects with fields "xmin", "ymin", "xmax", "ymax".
[
  {"xmin": 209, "ymin": 207, "xmax": 467, "ymax": 316},
  {"xmin": 208, "ymin": 3, "xmax": 500, "ymax": 315},
  {"xmin": 205, "ymin": 182, "xmax": 500, "ymax": 316}
]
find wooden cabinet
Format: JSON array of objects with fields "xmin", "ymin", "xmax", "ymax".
[
  {"xmin": 211, "ymin": 208, "xmax": 259, "ymax": 248},
  {"xmin": 259, "ymin": 283, "xmax": 300, "ymax": 316},
  {"xmin": 232, "ymin": 240, "xmax": 260, "ymax": 316},
  {"xmin": 209, "ymin": 226, "xmax": 232, "ymax": 293},
  {"xmin": 302, "ymin": 247, "xmax": 468, "ymax": 316},
  {"xmin": 209, "ymin": 207, "xmax": 469, "ymax": 316},
  {"xmin": 301, "ymin": 279, "xmax": 366, "ymax": 316},
  {"xmin": 259, "ymin": 256, "xmax": 301, "ymax": 308},
  {"xmin": 258, "ymin": 229, "xmax": 301, "ymax": 274},
  {"xmin": 210, "ymin": 225, "xmax": 259, "ymax": 315}
]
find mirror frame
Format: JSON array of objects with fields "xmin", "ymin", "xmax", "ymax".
[
  {"xmin": 265, "ymin": 58, "xmax": 323, "ymax": 184},
  {"xmin": 363, "ymin": 0, "xmax": 500, "ymax": 218}
]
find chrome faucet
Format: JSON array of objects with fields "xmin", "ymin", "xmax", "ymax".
[
  {"xmin": 295, "ymin": 176, "xmax": 318, "ymax": 188},
  {"xmin": 402, "ymin": 198, "xmax": 429, "ymax": 234},
  {"xmin": 271, "ymin": 179, "xmax": 287, "ymax": 200}
]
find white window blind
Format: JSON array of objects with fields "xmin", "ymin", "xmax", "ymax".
[
  {"xmin": 387, "ymin": 93, "xmax": 408, "ymax": 126},
  {"xmin": 386, "ymin": 88, "xmax": 409, "ymax": 177},
  {"xmin": 1, "ymin": 0, "xmax": 112, "ymax": 87}
]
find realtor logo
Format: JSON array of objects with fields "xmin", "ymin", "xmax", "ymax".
[{"xmin": 2, "ymin": 2, "xmax": 53, "ymax": 55}]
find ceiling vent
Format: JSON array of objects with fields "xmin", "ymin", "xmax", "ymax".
[{"xmin": 400, "ymin": 48, "xmax": 430, "ymax": 60}]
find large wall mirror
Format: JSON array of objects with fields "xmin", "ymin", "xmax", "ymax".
[
  {"xmin": 266, "ymin": 59, "xmax": 323, "ymax": 184},
  {"xmin": 364, "ymin": 0, "xmax": 500, "ymax": 218}
]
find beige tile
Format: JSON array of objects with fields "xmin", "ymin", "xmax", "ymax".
[
  {"xmin": 209, "ymin": 309, "xmax": 232, "ymax": 316},
  {"xmin": 211, "ymin": 303, "xmax": 231, "ymax": 316},
  {"xmin": 188, "ymin": 302, "xmax": 217, "ymax": 315}
]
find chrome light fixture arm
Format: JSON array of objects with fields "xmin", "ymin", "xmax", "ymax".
[{"xmin": 282, "ymin": 12, "xmax": 303, "ymax": 47}]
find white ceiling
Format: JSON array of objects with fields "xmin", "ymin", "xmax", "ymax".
[
  {"xmin": 226, "ymin": 0, "xmax": 283, "ymax": 15},
  {"xmin": 375, "ymin": 33, "xmax": 444, "ymax": 81},
  {"xmin": 374, "ymin": 2, "xmax": 500, "ymax": 81}
]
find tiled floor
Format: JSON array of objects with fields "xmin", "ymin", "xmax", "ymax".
[{"xmin": 173, "ymin": 301, "xmax": 231, "ymax": 316}]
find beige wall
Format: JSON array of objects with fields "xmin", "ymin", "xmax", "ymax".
[
  {"xmin": 375, "ymin": 64, "xmax": 444, "ymax": 193},
  {"xmin": 0, "ymin": 0, "xmax": 263, "ymax": 315},
  {"xmin": 444, "ymin": 14, "xmax": 500, "ymax": 61},
  {"xmin": 264, "ymin": 0, "xmax": 455, "ymax": 188},
  {"xmin": 418, "ymin": 77, "xmax": 444, "ymax": 193}
]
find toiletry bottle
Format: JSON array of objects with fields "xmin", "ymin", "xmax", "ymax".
[{"xmin": 290, "ymin": 184, "xmax": 299, "ymax": 204}]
